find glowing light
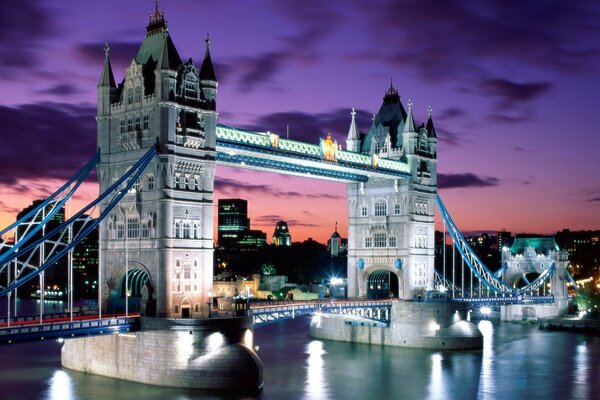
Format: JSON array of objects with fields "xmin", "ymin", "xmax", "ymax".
[
  {"xmin": 311, "ymin": 313, "xmax": 321, "ymax": 326},
  {"xmin": 480, "ymin": 306, "xmax": 492, "ymax": 316},
  {"xmin": 330, "ymin": 277, "xmax": 343, "ymax": 286},
  {"xmin": 439, "ymin": 286, "xmax": 447, "ymax": 293},
  {"xmin": 242, "ymin": 329, "xmax": 253, "ymax": 349},
  {"xmin": 205, "ymin": 332, "xmax": 225, "ymax": 353},
  {"xmin": 57, "ymin": 338, "xmax": 64, "ymax": 344}
]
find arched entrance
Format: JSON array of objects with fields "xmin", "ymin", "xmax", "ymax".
[
  {"xmin": 110, "ymin": 265, "xmax": 151, "ymax": 314},
  {"xmin": 367, "ymin": 269, "xmax": 399, "ymax": 299},
  {"xmin": 180, "ymin": 297, "xmax": 192, "ymax": 318}
]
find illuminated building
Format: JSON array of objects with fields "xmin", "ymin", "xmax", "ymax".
[
  {"xmin": 328, "ymin": 223, "xmax": 347, "ymax": 257},
  {"xmin": 272, "ymin": 221, "xmax": 292, "ymax": 246},
  {"xmin": 218, "ymin": 199, "xmax": 266, "ymax": 250},
  {"xmin": 218, "ymin": 199, "xmax": 249, "ymax": 250}
]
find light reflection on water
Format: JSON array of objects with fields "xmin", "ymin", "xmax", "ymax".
[
  {"xmin": 0, "ymin": 314, "xmax": 599, "ymax": 399},
  {"xmin": 477, "ymin": 320, "xmax": 496, "ymax": 400},
  {"xmin": 304, "ymin": 340, "xmax": 329, "ymax": 400}
]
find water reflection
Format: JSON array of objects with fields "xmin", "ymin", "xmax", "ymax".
[
  {"xmin": 572, "ymin": 343, "xmax": 588, "ymax": 399},
  {"xmin": 477, "ymin": 320, "xmax": 496, "ymax": 399},
  {"xmin": 427, "ymin": 353, "xmax": 446, "ymax": 400},
  {"xmin": 305, "ymin": 340, "xmax": 330, "ymax": 400},
  {"xmin": 46, "ymin": 370, "xmax": 74, "ymax": 400}
]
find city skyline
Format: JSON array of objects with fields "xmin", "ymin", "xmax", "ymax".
[{"xmin": 1, "ymin": 1, "xmax": 600, "ymax": 243}]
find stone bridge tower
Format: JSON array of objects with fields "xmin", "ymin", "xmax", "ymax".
[
  {"xmin": 501, "ymin": 236, "xmax": 569, "ymax": 313},
  {"xmin": 97, "ymin": 6, "xmax": 217, "ymax": 317},
  {"xmin": 346, "ymin": 84, "xmax": 438, "ymax": 299}
]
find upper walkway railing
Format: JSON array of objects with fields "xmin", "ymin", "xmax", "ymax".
[{"xmin": 215, "ymin": 124, "xmax": 411, "ymax": 182}]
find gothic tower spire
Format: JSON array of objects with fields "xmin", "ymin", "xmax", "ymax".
[
  {"xmin": 346, "ymin": 108, "xmax": 360, "ymax": 152},
  {"xmin": 98, "ymin": 42, "xmax": 116, "ymax": 88}
]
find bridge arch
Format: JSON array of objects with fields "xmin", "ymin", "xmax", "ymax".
[
  {"xmin": 361, "ymin": 266, "xmax": 400, "ymax": 299},
  {"xmin": 109, "ymin": 262, "xmax": 152, "ymax": 313}
]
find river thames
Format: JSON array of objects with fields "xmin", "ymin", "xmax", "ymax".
[{"xmin": 0, "ymin": 304, "xmax": 599, "ymax": 400}]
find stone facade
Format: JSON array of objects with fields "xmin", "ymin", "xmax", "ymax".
[
  {"xmin": 61, "ymin": 317, "xmax": 263, "ymax": 390},
  {"xmin": 501, "ymin": 236, "xmax": 570, "ymax": 317},
  {"xmin": 310, "ymin": 301, "xmax": 482, "ymax": 349},
  {"xmin": 346, "ymin": 87, "xmax": 437, "ymax": 299},
  {"xmin": 97, "ymin": 8, "xmax": 217, "ymax": 317}
]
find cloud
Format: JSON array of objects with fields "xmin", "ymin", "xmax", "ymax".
[
  {"xmin": 36, "ymin": 83, "xmax": 81, "ymax": 96},
  {"xmin": 439, "ymin": 107, "xmax": 466, "ymax": 120},
  {"xmin": 438, "ymin": 173, "xmax": 500, "ymax": 189},
  {"xmin": 229, "ymin": 108, "xmax": 373, "ymax": 145},
  {"xmin": 0, "ymin": 0, "xmax": 53, "ymax": 75},
  {"xmin": 75, "ymin": 41, "xmax": 141, "ymax": 76},
  {"xmin": 480, "ymin": 78, "xmax": 552, "ymax": 107},
  {"xmin": 0, "ymin": 102, "xmax": 97, "ymax": 185},
  {"xmin": 254, "ymin": 214, "xmax": 320, "ymax": 228},
  {"xmin": 587, "ymin": 197, "xmax": 600, "ymax": 203},
  {"xmin": 215, "ymin": 177, "xmax": 343, "ymax": 200},
  {"xmin": 221, "ymin": 0, "xmax": 342, "ymax": 91}
]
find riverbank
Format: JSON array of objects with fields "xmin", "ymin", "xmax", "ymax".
[{"xmin": 538, "ymin": 316, "xmax": 600, "ymax": 335}]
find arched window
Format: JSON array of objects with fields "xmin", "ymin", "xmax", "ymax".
[
  {"xmin": 375, "ymin": 199, "xmax": 387, "ymax": 216},
  {"xmin": 175, "ymin": 222, "xmax": 181, "ymax": 238},
  {"xmin": 374, "ymin": 232, "xmax": 387, "ymax": 247},
  {"xmin": 127, "ymin": 217, "xmax": 139, "ymax": 239},
  {"xmin": 389, "ymin": 236, "xmax": 397, "ymax": 247},
  {"xmin": 183, "ymin": 223, "xmax": 190, "ymax": 238}
]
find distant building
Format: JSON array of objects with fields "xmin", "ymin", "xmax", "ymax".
[
  {"xmin": 218, "ymin": 199, "xmax": 249, "ymax": 250},
  {"xmin": 217, "ymin": 198, "xmax": 266, "ymax": 251},
  {"xmin": 328, "ymin": 223, "xmax": 347, "ymax": 257},
  {"xmin": 555, "ymin": 229, "xmax": 600, "ymax": 278},
  {"xmin": 239, "ymin": 229, "xmax": 267, "ymax": 249},
  {"xmin": 272, "ymin": 221, "xmax": 292, "ymax": 246},
  {"xmin": 497, "ymin": 229, "xmax": 512, "ymax": 250}
]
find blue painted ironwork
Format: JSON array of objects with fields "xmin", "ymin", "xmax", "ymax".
[
  {"xmin": 0, "ymin": 316, "xmax": 139, "ymax": 344},
  {"xmin": 0, "ymin": 152, "xmax": 99, "ymax": 264},
  {"xmin": 0, "ymin": 143, "xmax": 158, "ymax": 297},
  {"xmin": 249, "ymin": 300, "xmax": 391, "ymax": 326}
]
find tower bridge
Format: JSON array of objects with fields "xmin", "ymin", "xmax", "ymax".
[{"xmin": 0, "ymin": 2, "xmax": 575, "ymax": 390}]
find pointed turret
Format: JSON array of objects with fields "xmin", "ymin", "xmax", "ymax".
[
  {"xmin": 403, "ymin": 99, "xmax": 416, "ymax": 133},
  {"xmin": 346, "ymin": 108, "xmax": 360, "ymax": 152},
  {"xmin": 147, "ymin": 0, "xmax": 167, "ymax": 34},
  {"xmin": 200, "ymin": 34, "xmax": 217, "ymax": 81},
  {"xmin": 425, "ymin": 105, "xmax": 437, "ymax": 139},
  {"xmin": 98, "ymin": 42, "xmax": 116, "ymax": 88}
]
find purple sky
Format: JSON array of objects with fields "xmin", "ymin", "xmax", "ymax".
[{"xmin": 1, "ymin": 0, "xmax": 600, "ymax": 243}]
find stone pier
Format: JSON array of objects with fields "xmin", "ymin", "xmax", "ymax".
[
  {"xmin": 310, "ymin": 301, "xmax": 483, "ymax": 350},
  {"xmin": 61, "ymin": 316, "xmax": 263, "ymax": 390}
]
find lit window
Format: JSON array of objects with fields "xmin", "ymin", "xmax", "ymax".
[
  {"xmin": 375, "ymin": 199, "xmax": 387, "ymax": 216},
  {"xmin": 142, "ymin": 222, "xmax": 150, "ymax": 239},
  {"xmin": 389, "ymin": 236, "xmax": 397, "ymax": 247},
  {"xmin": 361, "ymin": 206, "xmax": 368, "ymax": 217},
  {"xmin": 127, "ymin": 217, "xmax": 139, "ymax": 239},
  {"xmin": 147, "ymin": 175, "xmax": 154, "ymax": 191},
  {"xmin": 374, "ymin": 232, "xmax": 387, "ymax": 248},
  {"xmin": 117, "ymin": 223, "xmax": 124, "ymax": 239}
]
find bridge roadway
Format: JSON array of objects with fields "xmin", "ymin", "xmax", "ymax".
[
  {"xmin": 0, "ymin": 298, "xmax": 391, "ymax": 344},
  {"xmin": 0, "ymin": 295, "xmax": 558, "ymax": 344}
]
